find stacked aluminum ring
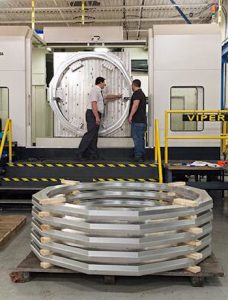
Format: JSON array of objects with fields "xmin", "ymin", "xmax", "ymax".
[{"xmin": 31, "ymin": 182, "xmax": 213, "ymax": 276}]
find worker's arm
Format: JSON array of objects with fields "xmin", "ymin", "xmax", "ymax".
[
  {"xmin": 104, "ymin": 94, "xmax": 122, "ymax": 103},
  {"xmin": 91, "ymin": 101, "xmax": 100, "ymax": 125},
  {"xmin": 128, "ymin": 100, "xmax": 140, "ymax": 123}
]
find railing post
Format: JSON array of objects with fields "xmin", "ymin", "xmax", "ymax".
[
  {"xmin": 0, "ymin": 119, "xmax": 10, "ymax": 160},
  {"xmin": 154, "ymin": 123, "xmax": 157, "ymax": 162},
  {"xmin": 222, "ymin": 121, "xmax": 227, "ymax": 155},
  {"xmin": 0, "ymin": 119, "xmax": 13, "ymax": 162},
  {"xmin": 164, "ymin": 111, "xmax": 168, "ymax": 164},
  {"xmin": 155, "ymin": 119, "xmax": 163, "ymax": 183},
  {"xmin": 8, "ymin": 119, "xmax": 12, "ymax": 163}
]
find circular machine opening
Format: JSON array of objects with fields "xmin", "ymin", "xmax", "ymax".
[{"xmin": 49, "ymin": 52, "xmax": 132, "ymax": 137}]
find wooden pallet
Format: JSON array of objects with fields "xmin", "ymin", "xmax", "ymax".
[
  {"xmin": 0, "ymin": 215, "xmax": 26, "ymax": 248},
  {"xmin": 10, "ymin": 252, "xmax": 224, "ymax": 286}
]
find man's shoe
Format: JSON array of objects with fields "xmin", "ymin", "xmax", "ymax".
[
  {"xmin": 133, "ymin": 156, "xmax": 143, "ymax": 163},
  {"xmin": 77, "ymin": 154, "xmax": 86, "ymax": 161},
  {"xmin": 88, "ymin": 155, "xmax": 99, "ymax": 161}
]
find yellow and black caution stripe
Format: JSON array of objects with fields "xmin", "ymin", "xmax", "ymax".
[
  {"xmin": 0, "ymin": 177, "xmax": 59, "ymax": 183},
  {"xmin": 0, "ymin": 177, "xmax": 157, "ymax": 183},
  {"xmin": 8, "ymin": 163, "xmax": 69, "ymax": 168},
  {"xmin": 93, "ymin": 178, "xmax": 157, "ymax": 182},
  {"xmin": 7, "ymin": 162, "xmax": 157, "ymax": 168}
]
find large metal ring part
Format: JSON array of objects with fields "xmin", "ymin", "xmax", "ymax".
[
  {"xmin": 49, "ymin": 52, "xmax": 132, "ymax": 136},
  {"xmin": 31, "ymin": 182, "xmax": 213, "ymax": 276}
]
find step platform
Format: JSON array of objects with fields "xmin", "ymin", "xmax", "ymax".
[{"xmin": 0, "ymin": 160, "xmax": 159, "ymax": 191}]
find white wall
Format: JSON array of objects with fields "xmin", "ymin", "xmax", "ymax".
[
  {"xmin": 128, "ymin": 47, "xmax": 148, "ymax": 60},
  {"xmin": 152, "ymin": 25, "xmax": 221, "ymax": 147},
  {"xmin": 0, "ymin": 88, "xmax": 9, "ymax": 125},
  {"xmin": 128, "ymin": 48, "xmax": 148, "ymax": 96},
  {"xmin": 220, "ymin": 1, "xmax": 228, "ymax": 42},
  {"xmin": 32, "ymin": 48, "xmax": 46, "ymax": 86},
  {"xmin": 0, "ymin": 25, "xmax": 222, "ymax": 150},
  {"xmin": 44, "ymin": 26, "xmax": 123, "ymax": 43},
  {"xmin": 220, "ymin": 1, "xmax": 228, "ymax": 109},
  {"xmin": 32, "ymin": 48, "xmax": 53, "ymax": 142},
  {"xmin": 0, "ymin": 27, "xmax": 32, "ymax": 147}
]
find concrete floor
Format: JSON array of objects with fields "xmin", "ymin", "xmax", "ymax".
[{"xmin": 0, "ymin": 195, "xmax": 227, "ymax": 300}]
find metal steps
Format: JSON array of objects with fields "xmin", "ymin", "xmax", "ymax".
[{"xmin": 0, "ymin": 160, "xmax": 159, "ymax": 193}]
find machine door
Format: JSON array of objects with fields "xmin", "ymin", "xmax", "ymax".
[{"xmin": 49, "ymin": 52, "xmax": 132, "ymax": 138}]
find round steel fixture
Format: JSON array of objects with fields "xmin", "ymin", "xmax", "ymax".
[{"xmin": 49, "ymin": 52, "xmax": 132, "ymax": 136}]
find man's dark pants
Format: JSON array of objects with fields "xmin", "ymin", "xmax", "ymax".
[
  {"xmin": 78, "ymin": 109, "xmax": 101, "ymax": 158},
  {"xmin": 131, "ymin": 122, "xmax": 146, "ymax": 159}
]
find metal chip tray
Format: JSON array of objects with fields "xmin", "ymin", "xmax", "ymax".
[{"xmin": 31, "ymin": 182, "xmax": 213, "ymax": 276}]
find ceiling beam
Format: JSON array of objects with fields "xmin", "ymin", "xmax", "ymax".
[
  {"xmin": 123, "ymin": 0, "xmax": 128, "ymax": 40},
  {"xmin": 0, "ymin": 4, "xmax": 209, "ymax": 12},
  {"xmin": 137, "ymin": 0, "xmax": 145, "ymax": 40},
  {"xmin": 0, "ymin": 17, "xmax": 202, "ymax": 24}
]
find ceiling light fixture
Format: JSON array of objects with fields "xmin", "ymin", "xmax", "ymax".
[{"xmin": 94, "ymin": 47, "xmax": 109, "ymax": 52}]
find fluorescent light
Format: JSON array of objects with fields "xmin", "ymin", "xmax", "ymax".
[{"xmin": 94, "ymin": 47, "xmax": 109, "ymax": 53}]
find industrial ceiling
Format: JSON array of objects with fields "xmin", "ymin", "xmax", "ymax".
[{"xmin": 0, "ymin": 0, "xmax": 218, "ymax": 39}]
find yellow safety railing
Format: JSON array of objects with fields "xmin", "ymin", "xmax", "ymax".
[
  {"xmin": 31, "ymin": 0, "xmax": 35, "ymax": 30},
  {"xmin": 222, "ymin": 121, "xmax": 227, "ymax": 154},
  {"xmin": 154, "ymin": 119, "xmax": 163, "ymax": 183},
  {"xmin": 164, "ymin": 110, "xmax": 228, "ymax": 164},
  {"xmin": 81, "ymin": 0, "xmax": 85, "ymax": 24},
  {"xmin": 0, "ymin": 119, "xmax": 12, "ymax": 162}
]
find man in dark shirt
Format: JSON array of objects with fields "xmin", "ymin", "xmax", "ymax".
[{"xmin": 128, "ymin": 79, "xmax": 147, "ymax": 162}]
